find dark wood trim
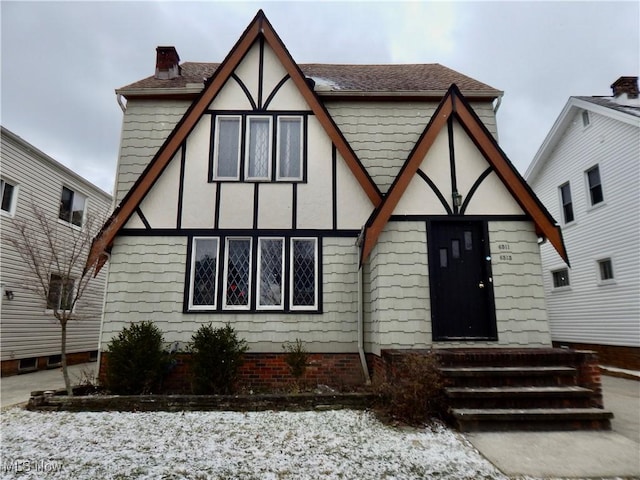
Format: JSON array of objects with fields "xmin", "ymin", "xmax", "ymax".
[
  {"xmin": 416, "ymin": 169, "xmax": 453, "ymax": 215},
  {"xmin": 177, "ymin": 143, "xmax": 186, "ymax": 228},
  {"xmin": 389, "ymin": 214, "xmax": 529, "ymax": 222},
  {"xmin": 135, "ymin": 208, "xmax": 152, "ymax": 230},
  {"xmin": 257, "ymin": 36, "xmax": 265, "ymax": 110},
  {"xmin": 292, "ymin": 183, "xmax": 297, "ymax": 229},
  {"xmin": 460, "ymin": 166, "xmax": 493, "ymax": 215},
  {"xmin": 231, "ymin": 73, "xmax": 257, "ymax": 111},
  {"xmin": 447, "ymin": 117, "xmax": 459, "ymax": 214},
  {"xmin": 262, "ymin": 74, "xmax": 291, "ymax": 110},
  {"xmin": 118, "ymin": 228, "xmax": 361, "ymax": 237},
  {"xmin": 332, "ymin": 144, "xmax": 337, "ymax": 230},
  {"xmin": 253, "ymin": 184, "xmax": 259, "ymax": 229},
  {"xmin": 214, "ymin": 183, "xmax": 221, "ymax": 229}
]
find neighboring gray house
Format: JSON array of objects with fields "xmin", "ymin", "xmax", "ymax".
[
  {"xmin": 526, "ymin": 77, "xmax": 640, "ymax": 370},
  {"xmin": 89, "ymin": 11, "xmax": 567, "ymax": 388},
  {"xmin": 0, "ymin": 126, "xmax": 112, "ymax": 376}
]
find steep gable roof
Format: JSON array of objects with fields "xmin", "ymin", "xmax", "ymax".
[
  {"xmin": 525, "ymin": 96, "xmax": 640, "ymax": 184},
  {"xmin": 361, "ymin": 84, "xmax": 568, "ymax": 265},
  {"xmin": 118, "ymin": 62, "xmax": 502, "ymax": 99},
  {"xmin": 87, "ymin": 10, "xmax": 382, "ymax": 272}
]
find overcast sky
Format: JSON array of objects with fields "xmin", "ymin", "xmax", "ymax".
[{"xmin": 2, "ymin": 1, "xmax": 638, "ymax": 195}]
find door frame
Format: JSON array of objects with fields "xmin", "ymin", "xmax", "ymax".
[{"xmin": 426, "ymin": 219, "xmax": 498, "ymax": 341}]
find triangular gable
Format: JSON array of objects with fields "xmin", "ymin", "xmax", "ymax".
[
  {"xmin": 361, "ymin": 84, "xmax": 569, "ymax": 265},
  {"xmin": 87, "ymin": 10, "xmax": 382, "ymax": 272}
]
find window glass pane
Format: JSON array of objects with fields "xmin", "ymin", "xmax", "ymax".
[
  {"xmin": 587, "ymin": 166, "xmax": 603, "ymax": 205},
  {"xmin": 71, "ymin": 192, "xmax": 86, "ymax": 227},
  {"xmin": 216, "ymin": 117, "xmax": 240, "ymax": 178},
  {"xmin": 582, "ymin": 110, "xmax": 590, "ymax": 127},
  {"xmin": 259, "ymin": 239, "xmax": 283, "ymax": 307},
  {"xmin": 292, "ymin": 239, "xmax": 316, "ymax": 307},
  {"xmin": 451, "ymin": 240, "xmax": 460, "ymax": 259},
  {"xmin": 226, "ymin": 239, "xmax": 251, "ymax": 307},
  {"xmin": 192, "ymin": 238, "xmax": 218, "ymax": 307},
  {"xmin": 599, "ymin": 259, "xmax": 614, "ymax": 281},
  {"xmin": 47, "ymin": 274, "xmax": 74, "ymax": 310},
  {"xmin": 247, "ymin": 118, "xmax": 270, "ymax": 178},
  {"xmin": 439, "ymin": 248, "xmax": 448, "ymax": 268},
  {"xmin": 278, "ymin": 118, "xmax": 301, "ymax": 179},
  {"xmin": 1, "ymin": 180, "xmax": 14, "ymax": 212},
  {"xmin": 464, "ymin": 231, "xmax": 473, "ymax": 250},
  {"xmin": 552, "ymin": 269, "xmax": 570, "ymax": 288},
  {"xmin": 560, "ymin": 183, "xmax": 574, "ymax": 223},
  {"xmin": 59, "ymin": 187, "xmax": 73, "ymax": 222}
]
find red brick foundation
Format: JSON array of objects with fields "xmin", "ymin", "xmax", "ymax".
[
  {"xmin": 1, "ymin": 351, "xmax": 97, "ymax": 377},
  {"xmin": 552, "ymin": 341, "xmax": 640, "ymax": 371},
  {"xmin": 99, "ymin": 352, "xmax": 367, "ymax": 393}
]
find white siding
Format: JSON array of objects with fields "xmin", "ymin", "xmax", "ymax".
[
  {"xmin": 529, "ymin": 109, "xmax": 640, "ymax": 347},
  {"xmin": 0, "ymin": 129, "xmax": 111, "ymax": 361},
  {"xmin": 101, "ymin": 236, "xmax": 360, "ymax": 353}
]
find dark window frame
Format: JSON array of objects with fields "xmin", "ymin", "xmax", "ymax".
[
  {"xmin": 586, "ymin": 165, "xmax": 604, "ymax": 206},
  {"xmin": 559, "ymin": 182, "xmax": 575, "ymax": 224},
  {"xmin": 551, "ymin": 268, "xmax": 570, "ymax": 289},
  {"xmin": 0, "ymin": 178, "xmax": 18, "ymax": 215}
]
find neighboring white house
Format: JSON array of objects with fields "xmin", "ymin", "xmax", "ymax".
[
  {"xmin": 526, "ymin": 76, "xmax": 640, "ymax": 370},
  {"xmin": 89, "ymin": 11, "xmax": 567, "ymax": 388},
  {"xmin": 0, "ymin": 126, "xmax": 112, "ymax": 376}
]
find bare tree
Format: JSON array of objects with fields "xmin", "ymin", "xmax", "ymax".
[{"xmin": 8, "ymin": 202, "xmax": 102, "ymax": 395}]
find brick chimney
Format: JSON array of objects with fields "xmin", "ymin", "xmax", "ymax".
[
  {"xmin": 610, "ymin": 76, "xmax": 638, "ymax": 99},
  {"xmin": 155, "ymin": 46, "xmax": 181, "ymax": 80}
]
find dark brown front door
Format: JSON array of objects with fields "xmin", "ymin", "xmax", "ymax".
[{"xmin": 428, "ymin": 220, "xmax": 497, "ymax": 340}]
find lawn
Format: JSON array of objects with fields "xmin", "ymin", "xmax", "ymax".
[{"xmin": 0, "ymin": 408, "xmax": 507, "ymax": 479}]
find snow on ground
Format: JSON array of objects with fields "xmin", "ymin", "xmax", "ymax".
[{"xmin": 0, "ymin": 408, "xmax": 507, "ymax": 479}]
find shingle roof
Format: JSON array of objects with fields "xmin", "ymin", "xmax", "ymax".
[
  {"xmin": 574, "ymin": 96, "xmax": 640, "ymax": 119},
  {"xmin": 118, "ymin": 62, "xmax": 501, "ymax": 97}
]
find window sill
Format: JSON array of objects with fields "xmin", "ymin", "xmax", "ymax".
[
  {"xmin": 57, "ymin": 218, "xmax": 84, "ymax": 231},
  {"xmin": 551, "ymin": 286, "xmax": 572, "ymax": 293},
  {"xmin": 586, "ymin": 201, "xmax": 607, "ymax": 213},
  {"xmin": 0, "ymin": 209, "xmax": 15, "ymax": 218},
  {"xmin": 597, "ymin": 279, "xmax": 617, "ymax": 287},
  {"xmin": 561, "ymin": 220, "xmax": 577, "ymax": 229}
]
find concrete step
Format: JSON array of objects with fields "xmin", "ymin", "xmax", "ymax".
[
  {"xmin": 452, "ymin": 407, "xmax": 613, "ymax": 432},
  {"xmin": 446, "ymin": 386, "xmax": 593, "ymax": 409}
]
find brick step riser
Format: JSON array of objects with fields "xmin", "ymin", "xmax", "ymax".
[
  {"xmin": 444, "ymin": 376, "xmax": 578, "ymax": 388},
  {"xmin": 456, "ymin": 418, "xmax": 612, "ymax": 432},
  {"xmin": 448, "ymin": 397, "xmax": 593, "ymax": 410}
]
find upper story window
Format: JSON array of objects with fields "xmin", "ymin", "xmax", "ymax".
[
  {"xmin": 59, "ymin": 186, "xmax": 86, "ymax": 227},
  {"xmin": 586, "ymin": 165, "xmax": 604, "ymax": 206},
  {"xmin": 552, "ymin": 268, "xmax": 570, "ymax": 289},
  {"xmin": 1, "ymin": 178, "xmax": 18, "ymax": 216},
  {"xmin": 597, "ymin": 258, "xmax": 614, "ymax": 282},
  {"xmin": 559, "ymin": 182, "xmax": 574, "ymax": 224},
  {"xmin": 47, "ymin": 274, "xmax": 75, "ymax": 311},
  {"xmin": 211, "ymin": 113, "xmax": 305, "ymax": 183},
  {"xmin": 581, "ymin": 110, "xmax": 590, "ymax": 127}
]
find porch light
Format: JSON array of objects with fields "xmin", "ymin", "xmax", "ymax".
[{"xmin": 452, "ymin": 191, "xmax": 463, "ymax": 208}]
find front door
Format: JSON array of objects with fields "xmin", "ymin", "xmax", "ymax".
[{"xmin": 428, "ymin": 220, "xmax": 497, "ymax": 340}]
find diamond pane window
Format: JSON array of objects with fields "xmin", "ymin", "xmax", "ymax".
[
  {"xmin": 258, "ymin": 238, "xmax": 284, "ymax": 308},
  {"xmin": 225, "ymin": 238, "xmax": 251, "ymax": 308},
  {"xmin": 215, "ymin": 116, "xmax": 241, "ymax": 179},
  {"xmin": 291, "ymin": 239, "xmax": 317, "ymax": 308},
  {"xmin": 277, "ymin": 117, "xmax": 302, "ymax": 180},
  {"xmin": 191, "ymin": 238, "xmax": 219, "ymax": 308},
  {"xmin": 247, "ymin": 117, "xmax": 271, "ymax": 179}
]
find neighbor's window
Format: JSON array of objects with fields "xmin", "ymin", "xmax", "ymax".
[
  {"xmin": 277, "ymin": 117, "xmax": 303, "ymax": 180},
  {"xmin": 59, "ymin": 186, "xmax": 86, "ymax": 227},
  {"xmin": 47, "ymin": 274, "xmax": 74, "ymax": 311},
  {"xmin": 1, "ymin": 179, "xmax": 17, "ymax": 215},
  {"xmin": 257, "ymin": 238, "xmax": 284, "ymax": 308},
  {"xmin": 291, "ymin": 238, "xmax": 317, "ymax": 309},
  {"xmin": 586, "ymin": 165, "xmax": 604, "ymax": 206},
  {"xmin": 246, "ymin": 117, "xmax": 272, "ymax": 180},
  {"xmin": 598, "ymin": 258, "xmax": 614, "ymax": 282},
  {"xmin": 581, "ymin": 110, "xmax": 590, "ymax": 127},
  {"xmin": 190, "ymin": 238, "xmax": 219, "ymax": 309},
  {"xmin": 552, "ymin": 268, "xmax": 570, "ymax": 288},
  {"xmin": 213, "ymin": 116, "xmax": 241, "ymax": 179},
  {"xmin": 224, "ymin": 238, "xmax": 252, "ymax": 309},
  {"xmin": 559, "ymin": 182, "xmax": 574, "ymax": 224}
]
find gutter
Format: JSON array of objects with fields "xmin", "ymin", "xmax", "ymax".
[
  {"xmin": 493, "ymin": 93, "xmax": 503, "ymax": 114},
  {"xmin": 356, "ymin": 230, "xmax": 371, "ymax": 384},
  {"xmin": 117, "ymin": 93, "xmax": 127, "ymax": 113}
]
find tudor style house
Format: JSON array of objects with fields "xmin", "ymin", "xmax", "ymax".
[
  {"xmin": 1, "ymin": 126, "xmax": 111, "ymax": 376},
  {"xmin": 91, "ymin": 12, "xmax": 577, "ymax": 389},
  {"xmin": 526, "ymin": 77, "xmax": 640, "ymax": 371}
]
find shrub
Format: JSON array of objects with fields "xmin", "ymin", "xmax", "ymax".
[
  {"xmin": 105, "ymin": 321, "xmax": 171, "ymax": 394},
  {"xmin": 374, "ymin": 352, "xmax": 447, "ymax": 425},
  {"xmin": 190, "ymin": 323, "xmax": 248, "ymax": 394},
  {"xmin": 283, "ymin": 338, "xmax": 309, "ymax": 391}
]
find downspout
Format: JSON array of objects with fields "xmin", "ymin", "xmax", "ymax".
[
  {"xmin": 117, "ymin": 93, "xmax": 127, "ymax": 113},
  {"xmin": 493, "ymin": 93, "xmax": 503, "ymax": 114},
  {"xmin": 356, "ymin": 229, "xmax": 371, "ymax": 384}
]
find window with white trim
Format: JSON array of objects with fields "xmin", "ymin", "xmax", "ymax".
[
  {"xmin": 559, "ymin": 182, "xmax": 574, "ymax": 224},
  {"xmin": 258, "ymin": 238, "xmax": 284, "ymax": 308},
  {"xmin": 277, "ymin": 117, "xmax": 303, "ymax": 180},
  {"xmin": 1, "ymin": 178, "xmax": 18, "ymax": 216},
  {"xmin": 189, "ymin": 237, "xmax": 219, "ymax": 309},
  {"xmin": 581, "ymin": 110, "xmax": 590, "ymax": 127},
  {"xmin": 597, "ymin": 258, "xmax": 614, "ymax": 282},
  {"xmin": 586, "ymin": 165, "xmax": 604, "ymax": 206},
  {"xmin": 59, "ymin": 186, "xmax": 86, "ymax": 227},
  {"xmin": 47, "ymin": 274, "xmax": 74, "ymax": 311},
  {"xmin": 224, "ymin": 238, "xmax": 252, "ymax": 309},
  {"xmin": 551, "ymin": 268, "xmax": 570, "ymax": 289},
  {"xmin": 213, "ymin": 116, "xmax": 242, "ymax": 179},
  {"xmin": 246, "ymin": 117, "xmax": 272, "ymax": 180},
  {"xmin": 291, "ymin": 238, "xmax": 318, "ymax": 309}
]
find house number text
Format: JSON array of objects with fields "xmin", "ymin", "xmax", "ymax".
[{"xmin": 497, "ymin": 243, "xmax": 512, "ymax": 262}]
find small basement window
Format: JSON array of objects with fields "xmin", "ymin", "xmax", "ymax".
[
  {"xmin": 18, "ymin": 357, "xmax": 37, "ymax": 372},
  {"xmin": 552, "ymin": 268, "xmax": 570, "ymax": 288},
  {"xmin": 47, "ymin": 354, "xmax": 62, "ymax": 368}
]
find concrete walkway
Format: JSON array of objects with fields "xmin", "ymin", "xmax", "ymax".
[{"xmin": 465, "ymin": 374, "xmax": 640, "ymax": 479}]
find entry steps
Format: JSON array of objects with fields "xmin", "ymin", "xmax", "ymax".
[{"xmin": 437, "ymin": 353, "xmax": 613, "ymax": 432}]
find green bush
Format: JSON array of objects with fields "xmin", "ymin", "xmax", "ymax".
[
  {"xmin": 105, "ymin": 321, "xmax": 171, "ymax": 394},
  {"xmin": 374, "ymin": 352, "xmax": 446, "ymax": 425},
  {"xmin": 190, "ymin": 323, "xmax": 248, "ymax": 394}
]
